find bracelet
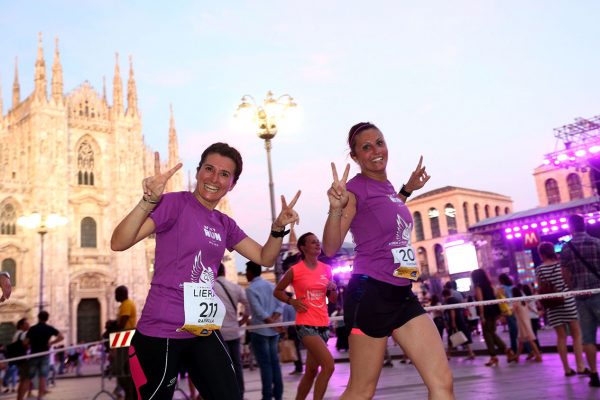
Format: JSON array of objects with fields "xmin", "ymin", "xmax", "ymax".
[
  {"xmin": 399, "ymin": 185, "xmax": 412, "ymax": 198},
  {"xmin": 270, "ymin": 229, "xmax": 290, "ymax": 238},
  {"xmin": 142, "ymin": 195, "xmax": 161, "ymax": 204},
  {"xmin": 328, "ymin": 209, "xmax": 343, "ymax": 217},
  {"xmin": 138, "ymin": 202, "xmax": 153, "ymax": 213}
]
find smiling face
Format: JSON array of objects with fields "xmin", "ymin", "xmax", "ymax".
[
  {"xmin": 194, "ymin": 153, "xmax": 236, "ymax": 209},
  {"xmin": 299, "ymin": 234, "xmax": 321, "ymax": 259},
  {"xmin": 351, "ymin": 128, "xmax": 388, "ymax": 177}
]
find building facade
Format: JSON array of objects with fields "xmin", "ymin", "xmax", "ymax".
[
  {"xmin": 406, "ymin": 186, "xmax": 513, "ymax": 280},
  {"xmin": 0, "ymin": 34, "xmax": 235, "ymax": 344},
  {"xmin": 533, "ymin": 164, "xmax": 592, "ymax": 207}
]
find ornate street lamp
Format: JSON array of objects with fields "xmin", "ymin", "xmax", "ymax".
[
  {"xmin": 17, "ymin": 212, "xmax": 67, "ymax": 312},
  {"xmin": 235, "ymin": 91, "xmax": 297, "ymax": 222}
]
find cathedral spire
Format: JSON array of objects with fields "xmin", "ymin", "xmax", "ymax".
[
  {"xmin": 51, "ymin": 36, "xmax": 63, "ymax": 103},
  {"xmin": 34, "ymin": 32, "xmax": 47, "ymax": 101},
  {"xmin": 112, "ymin": 52, "xmax": 124, "ymax": 115},
  {"xmin": 168, "ymin": 103, "xmax": 179, "ymax": 166},
  {"xmin": 167, "ymin": 104, "xmax": 183, "ymax": 192},
  {"xmin": 102, "ymin": 76, "xmax": 107, "ymax": 104},
  {"xmin": 12, "ymin": 57, "xmax": 20, "ymax": 107},
  {"xmin": 126, "ymin": 55, "xmax": 138, "ymax": 117}
]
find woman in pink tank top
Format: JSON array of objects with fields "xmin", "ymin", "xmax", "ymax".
[{"xmin": 274, "ymin": 232, "xmax": 337, "ymax": 400}]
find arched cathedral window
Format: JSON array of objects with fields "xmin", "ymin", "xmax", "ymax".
[
  {"xmin": 81, "ymin": 217, "xmax": 97, "ymax": 248},
  {"xmin": 0, "ymin": 203, "xmax": 17, "ymax": 235},
  {"xmin": 77, "ymin": 141, "xmax": 95, "ymax": 186}
]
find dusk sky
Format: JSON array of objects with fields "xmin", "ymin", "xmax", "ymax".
[{"xmin": 3, "ymin": 1, "xmax": 600, "ymax": 267}]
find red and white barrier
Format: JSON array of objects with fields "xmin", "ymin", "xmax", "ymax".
[{"xmin": 109, "ymin": 329, "xmax": 135, "ymax": 348}]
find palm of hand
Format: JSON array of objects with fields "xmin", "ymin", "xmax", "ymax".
[{"xmin": 328, "ymin": 163, "xmax": 350, "ymax": 208}]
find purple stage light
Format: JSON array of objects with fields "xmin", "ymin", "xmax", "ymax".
[
  {"xmin": 589, "ymin": 219, "xmax": 597, "ymax": 224},
  {"xmin": 332, "ymin": 265, "xmax": 353, "ymax": 275},
  {"xmin": 513, "ymin": 227, "xmax": 520, "ymax": 232},
  {"xmin": 542, "ymin": 227, "xmax": 550, "ymax": 233},
  {"xmin": 506, "ymin": 234, "xmax": 514, "ymax": 240},
  {"xmin": 522, "ymin": 225, "xmax": 529, "ymax": 230},
  {"xmin": 505, "ymin": 228, "xmax": 512, "ymax": 233},
  {"xmin": 561, "ymin": 224, "xmax": 568, "ymax": 229},
  {"xmin": 575, "ymin": 149, "xmax": 587, "ymax": 157},
  {"xmin": 515, "ymin": 233, "xmax": 522, "ymax": 238},
  {"xmin": 590, "ymin": 145, "xmax": 600, "ymax": 154},
  {"xmin": 550, "ymin": 219, "xmax": 557, "ymax": 225},
  {"xmin": 559, "ymin": 217, "xmax": 566, "ymax": 223},
  {"xmin": 531, "ymin": 223, "xmax": 538, "ymax": 228},
  {"xmin": 541, "ymin": 221, "xmax": 548, "ymax": 226},
  {"xmin": 557, "ymin": 154, "xmax": 568, "ymax": 161},
  {"xmin": 554, "ymin": 160, "xmax": 561, "ymax": 165},
  {"xmin": 543, "ymin": 159, "xmax": 550, "ymax": 165},
  {"xmin": 551, "ymin": 226, "xmax": 559, "ymax": 231}
]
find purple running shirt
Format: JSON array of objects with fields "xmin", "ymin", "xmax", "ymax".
[
  {"xmin": 136, "ymin": 191, "xmax": 247, "ymax": 338},
  {"xmin": 346, "ymin": 174, "xmax": 414, "ymax": 286}
]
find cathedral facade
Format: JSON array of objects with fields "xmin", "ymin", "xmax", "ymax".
[{"xmin": 0, "ymin": 34, "xmax": 210, "ymax": 345}]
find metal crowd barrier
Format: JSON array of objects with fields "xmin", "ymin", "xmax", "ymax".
[{"xmin": 2, "ymin": 287, "xmax": 598, "ymax": 398}]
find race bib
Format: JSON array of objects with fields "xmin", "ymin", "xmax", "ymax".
[
  {"xmin": 177, "ymin": 282, "xmax": 226, "ymax": 336},
  {"xmin": 391, "ymin": 246, "xmax": 419, "ymax": 281}
]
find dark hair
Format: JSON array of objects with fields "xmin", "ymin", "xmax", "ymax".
[
  {"xmin": 297, "ymin": 232, "xmax": 316, "ymax": 260},
  {"xmin": 441, "ymin": 288, "xmax": 451, "ymax": 298},
  {"xmin": 568, "ymin": 214, "xmax": 586, "ymax": 233},
  {"xmin": 115, "ymin": 285, "xmax": 128, "ymax": 296},
  {"xmin": 538, "ymin": 241, "xmax": 557, "ymax": 261},
  {"xmin": 430, "ymin": 294, "xmax": 440, "ymax": 306},
  {"xmin": 245, "ymin": 261, "xmax": 262, "ymax": 277},
  {"xmin": 444, "ymin": 280, "xmax": 457, "ymax": 290},
  {"xmin": 38, "ymin": 310, "xmax": 49, "ymax": 322},
  {"xmin": 511, "ymin": 286, "xmax": 523, "ymax": 297},
  {"xmin": 197, "ymin": 142, "xmax": 243, "ymax": 184},
  {"xmin": 498, "ymin": 273, "xmax": 513, "ymax": 286},
  {"xmin": 217, "ymin": 263, "xmax": 225, "ymax": 277},
  {"xmin": 347, "ymin": 122, "xmax": 379, "ymax": 155},
  {"xmin": 512, "ymin": 286, "xmax": 526, "ymax": 306},
  {"xmin": 471, "ymin": 269, "xmax": 491, "ymax": 289},
  {"xmin": 521, "ymin": 283, "xmax": 533, "ymax": 296},
  {"xmin": 16, "ymin": 318, "xmax": 27, "ymax": 330}
]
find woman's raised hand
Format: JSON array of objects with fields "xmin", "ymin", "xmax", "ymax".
[
  {"xmin": 327, "ymin": 163, "xmax": 350, "ymax": 210},
  {"xmin": 404, "ymin": 156, "xmax": 430, "ymax": 192},
  {"xmin": 142, "ymin": 152, "xmax": 183, "ymax": 201},
  {"xmin": 274, "ymin": 190, "xmax": 302, "ymax": 229}
]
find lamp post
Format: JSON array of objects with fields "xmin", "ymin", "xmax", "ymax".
[
  {"xmin": 17, "ymin": 212, "xmax": 67, "ymax": 312},
  {"xmin": 235, "ymin": 91, "xmax": 297, "ymax": 223}
]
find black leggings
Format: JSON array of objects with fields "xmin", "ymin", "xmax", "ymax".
[{"xmin": 129, "ymin": 331, "xmax": 241, "ymax": 400}]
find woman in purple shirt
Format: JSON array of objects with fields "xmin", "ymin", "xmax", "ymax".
[
  {"xmin": 323, "ymin": 123, "xmax": 454, "ymax": 399},
  {"xmin": 111, "ymin": 142, "xmax": 300, "ymax": 400}
]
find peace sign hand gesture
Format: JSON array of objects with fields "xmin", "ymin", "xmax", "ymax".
[
  {"xmin": 142, "ymin": 152, "xmax": 183, "ymax": 202},
  {"xmin": 404, "ymin": 156, "xmax": 430, "ymax": 193},
  {"xmin": 273, "ymin": 190, "xmax": 302, "ymax": 229},
  {"xmin": 327, "ymin": 163, "xmax": 350, "ymax": 210}
]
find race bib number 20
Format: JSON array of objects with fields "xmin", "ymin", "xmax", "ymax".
[
  {"xmin": 178, "ymin": 282, "xmax": 226, "ymax": 336},
  {"xmin": 391, "ymin": 246, "xmax": 420, "ymax": 281}
]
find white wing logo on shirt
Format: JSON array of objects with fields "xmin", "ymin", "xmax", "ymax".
[
  {"xmin": 396, "ymin": 214, "xmax": 413, "ymax": 246},
  {"xmin": 190, "ymin": 250, "xmax": 215, "ymax": 285}
]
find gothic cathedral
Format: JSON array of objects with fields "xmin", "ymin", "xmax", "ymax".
[{"xmin": 0, "ymin": 34, "xmax": 232, "ymax": 345}]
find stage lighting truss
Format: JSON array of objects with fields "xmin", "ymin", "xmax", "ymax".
[{"xmin": 543, "ymin": 115, "xmax": 600, "ymax": 172}]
